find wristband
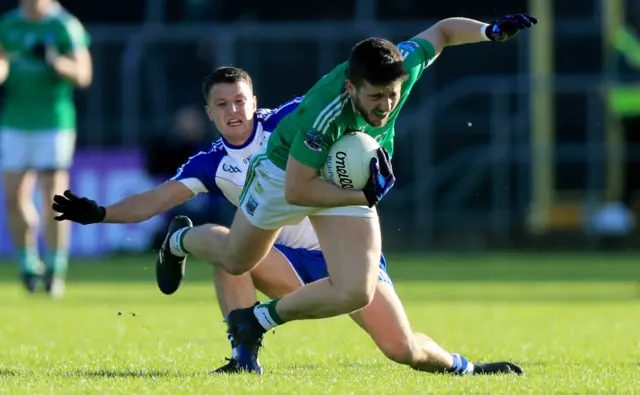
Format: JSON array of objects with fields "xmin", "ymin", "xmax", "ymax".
[{"xmin": 481, "ymin": 24, "xmax": 492, "ymax": 42}]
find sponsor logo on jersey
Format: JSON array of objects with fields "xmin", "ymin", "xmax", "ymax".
[
  {"xmin": 245, "ymin": 194, "xmax": 258, "ymax": 216},
  {"xmin": 222, "ymin": 164, "xmax": 241, "ymax": 174},
  {"xmin": 304, "ymin": 130, "xmax": 323, "ymax": 152}
]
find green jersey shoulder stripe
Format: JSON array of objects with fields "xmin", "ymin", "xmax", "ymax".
[{"xmin": 311, "ymin": 91, "xmax": 348, "ymax": 134}]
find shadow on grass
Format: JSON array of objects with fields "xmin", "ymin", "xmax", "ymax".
[
  {"xmin": 62, "ymin": 368, "xmax": 200, "ymax": 379},
  {"xmin": 0, "ymin": 368, "xmax": 21, "ymax": 376}
]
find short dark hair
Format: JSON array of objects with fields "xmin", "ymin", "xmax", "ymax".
[
  {"xmin": 347, "ymin": 38, "xmax": 407, "ymax": 87},
  {"xmin": 202, "ymin": 66, "xmax": 254, "ymax": 101}
]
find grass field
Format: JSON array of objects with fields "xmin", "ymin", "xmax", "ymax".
[{"xmin": 0, "ymin": 253, "xmax": 639, "ymax": 394}]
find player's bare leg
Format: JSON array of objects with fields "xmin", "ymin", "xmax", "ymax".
[
  {"xmin": 349, "ymin": 282, "xmax": 454, "ymax": 372},
  {"xmin": 155, "ymin": 209, "xmax": 279, "ymax": 295},
  {"xmin": 247, "ymin": 249, "xmax": 302, "ymax": 298},
  {"xmin": 272, "ymin": 215, "xmax": 381, "ymax": 320},
  {"xmin": 181, "ymin": 209, "xmax": 280, "ymax": 275},
  {"xmin": 211, "ymin": 247, "xmax": 301, "ymax": 374},
  {"xmin": 38, "ymin": 169, "xmax": 71, "ymax": 297},
  {"xmin": 175, "ymin": 213, "xmax": 278, "ymax": 375},
  {"xmin": 211, "ymin": 268, "xmax": 259, "ymax": 373},
  {"xmin": 213, "ymin": 269, "xmax": 258, "ymax": 316},
  {"xmin": 221, "ymin": 214, "xmax": 381, "ymax": 373},
  {"xmin": 221, "ymin": 255, "xmax": 454, "ymax": 373},
  {"xmin": 156, "ymin": 212, "xmax": 277, "ymax": 372},
  {"xmin": 351, "ymin": 282, "xmax": 522, "ymax": 374},
  {"xmin": 3, "ymin": 170, "xmax": 41, "ymax": 291},
  {"xmin": 212, "ymin": 243, "xmax": 522, "ymax": 375}
]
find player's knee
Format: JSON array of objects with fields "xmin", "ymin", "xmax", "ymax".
[
  {"xmin": 335, "ymin": 283, "xmax": 375, "ymax": 312},
  {"xmin": 378, "ymin": 339, "xmax": 415, "ymax": 366},
  {"xmin": 223, "ymin": 264, "xmax": 250, "ymax": 276},
  {"xmin": 221, "ymin": 254, "xmax": 252, "ymax": 275},
  {"xmin": 224, "ymin": 248, "xmax": 264, "ymax": 275}
]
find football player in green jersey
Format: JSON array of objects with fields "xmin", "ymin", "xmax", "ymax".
[
  {"xmin": 0, "ymin": 0, "xmax": 92, "ymax": 297},
  {"xmin": 157, "ymin": 14, "xmax": 537, "ymax": 373}
]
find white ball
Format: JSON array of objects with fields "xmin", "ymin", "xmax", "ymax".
[{"xmin": 322, "ymin": 132, "xmax": 380, "ymax": 190}]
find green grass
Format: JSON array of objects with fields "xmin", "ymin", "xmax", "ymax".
[{"xmin": 0, "ymin": 253, "xmax": 639, "ymax": 394}]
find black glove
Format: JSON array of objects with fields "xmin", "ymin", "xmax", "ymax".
[
  {"xmin": 52, "ymin": 190, "xmax": 106, "ymax": 225},
  {"xmin": 363, "ymin": 147, "xmax": 396, "ymax": 208},
  {"xmin": 485, "ymin": 14, "xmax": 538, "ymax": 42}
]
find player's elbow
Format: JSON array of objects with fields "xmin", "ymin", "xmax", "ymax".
[
  {"xmin": 74, "ymin": 69, "xmax": 92, "ymax": 88},
  {"xmin": 73, "ymin": 52, "xmax": 93, "ymax": 88},
  {"xmin": 75, "ymin": 76, "xmax": 91, "ymax": 88},
  {"xmin": 284, "ymin": 172, "xmax": 315, "ymax": 205},
  {"xmin": 284, "ymin": 182, "xmax": 306, "ymax": 206},
  {"xmin": 285, "ymin": 155, "xmax": 321, "ymax": 206}
]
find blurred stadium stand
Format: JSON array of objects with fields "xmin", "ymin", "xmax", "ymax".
[{"xmin": 0, "ymin": 0, "xmax": 638, "ymax": 254}]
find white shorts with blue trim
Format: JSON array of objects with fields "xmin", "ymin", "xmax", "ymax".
[{"xmin": 240, "ymin": 155, "xmax": 377, "ymax": 230}]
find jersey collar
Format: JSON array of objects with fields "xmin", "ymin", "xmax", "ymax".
[{"xmin": 219, "ymin": 114, "xmax": 262, "ymax": 158}]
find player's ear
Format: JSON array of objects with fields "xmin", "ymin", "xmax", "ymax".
[
  {"xmin": 345, "ymin": 80, "xmax": 356, "ymax": 97},
  {"xmin": 204, "ymin": 105, "xmax": 214, "ymax": 121},
  {"xmin": 252, "ymin": 95, "xmax": 257, "ymax": 112}
]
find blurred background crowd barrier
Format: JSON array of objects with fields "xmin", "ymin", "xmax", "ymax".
[{"xmin": 0, "ymin": 0, "xmax": 638, "ymax": 255}]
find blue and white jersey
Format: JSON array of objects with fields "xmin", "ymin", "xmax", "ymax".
[{"xmin": 170, "ymin": 97, "xmax": 320, "ymax": 250}]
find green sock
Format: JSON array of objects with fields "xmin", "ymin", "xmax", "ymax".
[
  {"xmin": 253, "ymin": 298, "xmax": 285, "ymax": 331},
  {"xmin": 17, "ymin": 246, "xmax": 40, "ymax": 274},
  {"xmin": 45, "ymin": 249, "xmax": 69, "ymax": 275}
]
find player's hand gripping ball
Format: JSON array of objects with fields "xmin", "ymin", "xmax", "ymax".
[
  {"xmin": 322, "ymin": 132, "xmax": 395, "ymax": 207},
  {"xmin": 363, "ymin": 147, "xmax": 395, "ymax": 207},
  {"xmin": 322, "ymin": 132, "xmax": 381, "ymax": 190},
  {"xmin": 486, "ymin": 14, "xmax": 538, "ymax": 42}
]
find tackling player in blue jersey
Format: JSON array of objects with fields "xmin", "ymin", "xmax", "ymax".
[{"xmin": 53, "ymin": 66, "xmax": 522, "ymax": 375}]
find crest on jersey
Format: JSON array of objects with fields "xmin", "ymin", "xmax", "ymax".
[
  {"xmin": 397, "ymin": 41, "xmax": 419, "ymax": 59},
  {"xmin": 245, "ymin": 194, "xmax": 258, "ymax": 216},
  {"xmin": 304, "ymin": 130, "xmax": 323, "ymax": 152}
]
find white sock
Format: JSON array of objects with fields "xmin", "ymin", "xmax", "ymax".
[
  {"xmin": 252, "ymin": 301, "xmax": 283, "ymax": 331},
  {"xmin": 169, "ymin": 227, "xmax": 189, "ymax": 257}
]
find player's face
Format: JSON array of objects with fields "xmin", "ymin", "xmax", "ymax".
[
  {"xmin": 20, "ymin": 0, "xmax": 50, "ymax": 9},
  {"xmin": 346, "ymin": 80, "xmax": 402, "ymax": 127},
  {"xmin": 205, "ymin": 81, "xmax": 257, "ymax": 145}
]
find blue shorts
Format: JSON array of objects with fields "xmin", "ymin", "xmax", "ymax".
[{"xmin": 272, "ymin": 245, "xmax": 393, "ymax": 286}]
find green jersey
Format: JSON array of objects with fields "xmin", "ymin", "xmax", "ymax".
[
  {"xmin": 266, "ymin": 38, "xmax": 436, "ymax": 170},
  {"xmin": 0, "ymin": 3, "xmax": 90, "ymax": 131}
]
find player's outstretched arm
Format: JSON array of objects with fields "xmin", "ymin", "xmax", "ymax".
[
  {"xmin": 416, "ymin": 14, "xmax": 538, "ymax": 58},
  {"xmin": 52, "ymin": 181, "xmax": 194, "ymax": 225}
]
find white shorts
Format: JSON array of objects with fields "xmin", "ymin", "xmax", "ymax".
[
  {"xmin": 0, "ymin": 128, "xmax": 76, "ymax": 171},
  {"xmin": 239, "ymin": 153, "xmax": 377, "ymax": 230}
]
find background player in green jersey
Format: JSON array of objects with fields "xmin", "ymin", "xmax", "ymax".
[
  {"xmin": 158, "ymin": 14, "xmax": 537, "ymax": 373},
  {"xmin": 0, "ymin": 0, "xmax": 92, "ymax": 297}
]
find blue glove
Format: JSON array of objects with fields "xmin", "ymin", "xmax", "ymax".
[
  {"xmin": 363, "ymin": 147, "xmax": 395, "ymax": 208},
  {"xmin": 485, "ymin": 14, "xmax": 538, "ymax": 42}
]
